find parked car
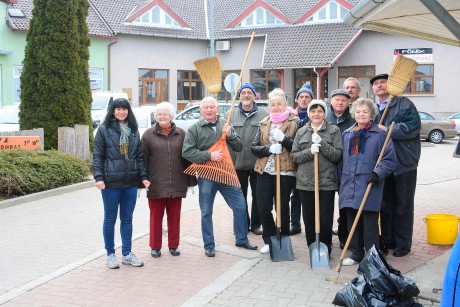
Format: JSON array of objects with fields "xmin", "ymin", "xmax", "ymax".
[
  {"xmin": 0, "ymin": 105, "xmax": 20, "ymax": 132},
  {"xmin": 419, "ymin": 111, "xmax": 457, "ymax": 144},
  {"xmin": 91, "ymin": 91, "xmax": 129, "ymax": 128},
  {"xmin": 174, "ymin": 101, "xmax": 268, "ymax": 131},
  {"xmin": 93, "ymin": 105, "xmax": 156, "ymax": 138},
  {"xmin": 447, "ymin": 112, "xmax": 460, "ymax": 134}
]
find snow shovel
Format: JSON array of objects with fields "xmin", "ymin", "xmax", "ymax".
[
  {"xmin": 309, "ymin": 126, "xmax": 330, "ymax": 270},
  {"xmin": 269, "ymin": 148, "xmax": 294, "ymax": 262}
]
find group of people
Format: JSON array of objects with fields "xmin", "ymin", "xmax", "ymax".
[{"xmin": 92, "ymin": 73, "xmax": 421, "ymax": 269}]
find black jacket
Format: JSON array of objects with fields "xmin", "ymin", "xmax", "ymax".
[{"xmin": 93, "ymin": 119, "xmax": 148, "ymax": 188}]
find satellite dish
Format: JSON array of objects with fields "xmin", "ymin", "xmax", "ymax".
[{"xmin": 224, "ymin": 73, "xmax": 240, "ymax": 93}]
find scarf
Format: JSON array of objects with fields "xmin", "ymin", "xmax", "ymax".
[
  {"xmin": 119, "ymin": 122, "xmax": 131, "ymax": 160},
  {"xmin": 270, "ymin": 107, "xmax": 296, "ymax": 124},
  {"xmin": 348, "ymin": 123, "xmax": 370, "ymax": 155},
  {"xmin": 160, "ymin": 124, "xmax": 172, "ymax": 136},
  {"xmin": 297, "ymin": 106, "xmax": 308, "ymax": 120}
]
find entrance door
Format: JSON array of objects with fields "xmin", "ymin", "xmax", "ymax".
[{"xmin": 140, "ymin": 78, "xmax": 166, "ymax": 105}]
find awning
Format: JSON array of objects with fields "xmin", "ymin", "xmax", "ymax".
[{"xmin": 343, "ymin": 0, "xmax": 460, "ymax": 47}]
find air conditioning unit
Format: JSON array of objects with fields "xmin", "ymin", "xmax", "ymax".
[{"xmin": 216, "ymin": 40, "xmax": 231, "ymax": 51}]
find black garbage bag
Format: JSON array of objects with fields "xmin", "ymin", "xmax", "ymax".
[{"xmin": 333, "ymin": 246, "xmax": 421, "ymax": 306}]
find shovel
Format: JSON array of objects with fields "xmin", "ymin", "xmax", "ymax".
[
  {"xmin": 309, "ymin": 127, "xmax": 330, "ymax": 269},
  {"xmin": 269, "ymin": 147, "xmax": 294, "ymax": 262},
  {"xmin": 326, "ymin": 122, "xmax": 395, "ymax": 285}
]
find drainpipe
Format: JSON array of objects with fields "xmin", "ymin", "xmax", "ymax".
[
  {"xmin": 313, "ymin": 67, "xmax": 320, "ymax": 99},
  {"xmin": 209, "ymin": 0, "xmax": 215, "ymax": 56},
  {"xmin": 107, "ymin": 37, "xmax": 118, "ymax": 90}
]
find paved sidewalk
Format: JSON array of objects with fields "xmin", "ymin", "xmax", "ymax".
[{"xmin": 0, "ymin": 138, "xmax": 459, "ymax": 306}]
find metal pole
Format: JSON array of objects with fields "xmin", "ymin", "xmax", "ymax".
[
  {"xmin": 209, "ymin": 0, "xmax": 215, "ymax": 56},
  {"xmin": 419, "ymin": 0, "xmax": 460, "ymax": 41}
]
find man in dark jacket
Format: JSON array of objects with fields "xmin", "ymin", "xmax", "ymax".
[
  {"xmin": 326, "ymin": 88, "xmax": 355, "ymax": 249},
  {"xmin": 227, "ymin": 83, "xmax": 268, "ymax": 235},
  {"xmin": 372, "ymin": 73, "xmax": 421, "ymax": 257},
  {"xmin": 182, "ymin": 96, "xmax": 258, "ymax": 257}
]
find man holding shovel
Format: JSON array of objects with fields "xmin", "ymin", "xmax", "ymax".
[
  {"xmin": 182, "ymin": 97, "xmax": 258, "ymax": 257},
  {"xmin": 227, "ymin": 82, "xmax": 268, "ymax": 236},
  {"xmin": 371, "ymin": 73, "xmax": 421, "ymax": 258}
]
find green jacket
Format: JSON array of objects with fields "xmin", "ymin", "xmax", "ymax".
[
  {"xmin": 182, "ymin": 115, "xmax": 242, "ymax": 164},
  {"xmin": 227, "ymin": 103, "xmax": 268, "ymax": 170}
]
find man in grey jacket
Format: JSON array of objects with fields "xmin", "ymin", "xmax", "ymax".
[{"xmin": 227, "ymin": 83, "xmax": 268, "ymax": 235}]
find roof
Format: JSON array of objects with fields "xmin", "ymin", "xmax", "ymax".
[{"xmin": 344, "ymin": 0, "xmax": 460, "ymax": 47}]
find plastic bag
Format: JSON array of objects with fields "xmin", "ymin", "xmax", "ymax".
[{"xmin": 333, "ymin": 246, "xmax": 421, "ymax": 306}]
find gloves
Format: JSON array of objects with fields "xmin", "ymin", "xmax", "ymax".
[
  {"xmin": 367, "ymin": 172, "xmax": 379, "ymax": 184},
  {"xmin": 312, "ymin": 133, "xmax": 321, "ymax": 144},
  {"xmin": 273, "ymin": 129, "xmax": 285, "ymax": 142},
  {"xmin": 269, "ymin": 143, "xmax": 282, "ymax": 154},
  {"xmin": 310, "ymin": 143, "xmax": 321, "ymax": 154}
]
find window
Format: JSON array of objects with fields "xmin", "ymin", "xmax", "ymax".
[
  {"xmin": 89, "ymin": 68, "xmax": 103, "ymax": 91},
  {"xmin": 419, "ymin": 111, "xmax": 434, "ymax": 121},
  {"xmin": 404, "ymin": 64, "xmax": 434, "ymax": 94},
  {"xmin": 13, "ymin": 66, "xmax": 22, "ymax": 103},
  {"xmin": 338, "ymin": 65, "xmax": 375, "ymax": 99},
  {"xmin": 177, "ymin": 71, "xmax": 203, "ymax": 101},
  {"xmin": 138, "ymin": 68, "xmax": 169, "ymax": 105},
  {"xmin": 237, "ymin": 7, "xmax": 284, "ymax": 27},
  {"xmin": 133, "ymin": 5, "xmax": 181, "ymax": 28},
  {"xmin": 250, "ymin": 70, "xmax": 281, "ymax": 100},
  {"xmin": 307, "ymin": 1, "xmax": 349, "ymax": 23}
]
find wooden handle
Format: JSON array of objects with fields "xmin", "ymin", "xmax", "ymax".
[
  {"xmin": 378, "ymin": 95, "xmax": 394, "ymax": 125},
  {"xmin": 336, "ymin": 122, "xmax": 395, "ymax": 272},
  {"xmin": 313, "ymin": 126, "xmax": 320, "ymax": 234},
  {"xmin": 225, "ymin": 31, "xmax": 255, "ymax": 124},
  {"xmin": 276, "ymin": 148, "xmax": 281, "ymax": 228}
]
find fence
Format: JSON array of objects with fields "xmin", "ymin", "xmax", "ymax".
[{"xmin": 58, "ymin": 125, "xmax": 90, "ymax": 161}]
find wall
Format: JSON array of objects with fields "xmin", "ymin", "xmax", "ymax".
[{"xmin": 335, "ymin": 31, "xmax": 460, "ymax": 113}]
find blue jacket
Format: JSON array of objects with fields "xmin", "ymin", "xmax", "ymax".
[{"xmin": 339, "ymin": 121, "xmax": 397, "ymax": 212}]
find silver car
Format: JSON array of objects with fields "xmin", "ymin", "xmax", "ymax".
[
  {"xmin": 0, "ymin": 105, "xmax": 20, "ymax": 132},
  {"xmin": 419, "ymin": 111, "xmax": 457, "ymax": 144},
  {"xmin": 447, "ymin": 112, "xmax": 460, "ymax": 134}
]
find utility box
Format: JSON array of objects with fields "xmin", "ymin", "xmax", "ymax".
[{"xmin": 216, "ymin": 40, "xmax": 231, "ymax": 51}]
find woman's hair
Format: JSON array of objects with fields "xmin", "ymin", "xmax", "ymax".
[
  {"xmin": 155, "ymin": 102, "xmax": 176, "ymax": 118},
  {"xmin": 268, "ymin": 88, "xmax": 287, "ymax": 104},
  {"xmin": 103, "ymin": 98, "xmax": 138, "ymax": 132},
  {"xmin": 350, "ymin": 97, "xmax": 378, "ymax": 119}
]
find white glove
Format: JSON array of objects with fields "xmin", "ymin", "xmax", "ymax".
[
  {"xmin": 273, "ymin": 128, "xmax": 285, "ymax": 142},
  {"xmin": 312, "ymin": 133, "xmax": 321, "ymax": 144},
  {"xmin": 310, "ymin": 143, "xmax": 321, "ymax": 154},
  {"xmin": 269, "ymin": 143, "xmax": 282, "ymax": 154}
]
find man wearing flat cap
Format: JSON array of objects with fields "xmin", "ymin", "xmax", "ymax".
[
  {"xmin": 327, "ymin": 89, "xmax": 356, "ymax": 249},
  {"xmin": 227, "ymin": 82, "xmax": 268, "ymax": 235},
  {"xmin": 371, "ymin": 73, "xmax": 421, "ymax": 258}
]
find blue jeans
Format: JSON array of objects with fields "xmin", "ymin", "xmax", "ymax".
[
  {"xmin": 101, "ymin": 187, "xmax": 137, "ymax": 256},
  {"xmin": 198, "ymin": 178, "xmax": 249, "ymax": 249}
]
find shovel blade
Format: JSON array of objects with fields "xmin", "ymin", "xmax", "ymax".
[
  {"xmin": 269, "ymin": 234, "xmax": 294, "ymax": 262},
  {"xmin": 308, "ymin": 240, "xmax": 330, "ymax": 270}
]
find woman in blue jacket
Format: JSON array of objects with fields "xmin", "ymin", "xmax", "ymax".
[
  {"xmin": 93, "ymin": 98, "xmax": 150, "ymax": 269},
  {"xmin": 339, "ymin": 98, "xmax": 397, "ymax": 266}
]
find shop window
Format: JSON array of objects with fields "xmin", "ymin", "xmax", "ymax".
[
  {"xmin": 250, "ymin": 69, "xmax": 281, "ymax": 100},
  {"xmin": 404, "ymin": 64, "xmax": 434, "ymax": 94},
  {"xmin": 177, "ymin": 70, "xmax": 203, "ymax": 101}
]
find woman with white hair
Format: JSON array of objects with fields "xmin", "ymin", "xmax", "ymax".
[
  {"xmin": 141, "ymin": 102, "xmax": 191, "ymax": 258},
  {"xmin": 251, "ymin": 88, "xmax": 298, "ymax": 254}
]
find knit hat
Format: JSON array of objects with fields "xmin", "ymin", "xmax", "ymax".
[
  {"xmin": 296, "ymin": 84, "xmax": 314, "ymax": 100},
  {"xmin": 307, "ymin": 99, "xmax": 327, "ymax": 114},
  {"xmin": 238, "ymin": 82, "xmax": 256, "ymax": 96}
]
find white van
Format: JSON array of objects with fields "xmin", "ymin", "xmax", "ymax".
[{"xmin": 91, "ymin": 91, "xmax": 129, "ymax": 127}]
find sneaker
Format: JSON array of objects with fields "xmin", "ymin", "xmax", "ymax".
[
  {"xmin": 107, "ymin": 253, "xmax": 120, "ymax": 269},
  {"xmin": 342, "ymin": 257, "xmax": 358, "ymax": 266},
  {"xmin": 260, "ymin": 244, "xmax": 270, "ymax": 254},
  {"xmin": 122, "ymin": 252, "xmax": 144, "ymax": 267}
]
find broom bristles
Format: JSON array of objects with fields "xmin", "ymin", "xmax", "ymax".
[
  {"xmin": 194, "ymin": 56, "xmax": 222, "ymax": 95},
  {"xmin": 184, "ymin": 161, "xmax": 241, "ymax": 187},
  {"xmin": 387, "ymin": 55, "xmax": 418, "ymax": 97}
]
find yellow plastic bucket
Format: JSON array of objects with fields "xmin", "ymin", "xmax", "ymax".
[{"xmin": 424, "ymin": 213, "xmax": 459, "ymax": 245}]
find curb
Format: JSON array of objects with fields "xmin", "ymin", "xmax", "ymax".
[{"xmin": 0, "ymin": 180, "xmax": 94, "ymax": 210}]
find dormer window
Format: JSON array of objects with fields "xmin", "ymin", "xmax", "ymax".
[
  {"xmin": 237, "ymin": 7, "xmax": 284, "ymax": 27},
  {"xmin": 307, "ymin": 1, "xmax": 348, "ymax": 23},
  {"xmin": 133, "ymin": 6, "xmax": 181, "ymax": 28}
]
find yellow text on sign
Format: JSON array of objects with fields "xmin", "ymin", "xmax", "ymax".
[{"xmin": 0, "ymin": 136, "xmax": 41, "ymax": 150}]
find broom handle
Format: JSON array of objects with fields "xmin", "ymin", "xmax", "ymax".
[
  {"xmin": 378, "ymin": 95, "xmax": 394, "ymax": 125},
  {"xmin": 276, "ymin": 147, "xmax": 281, "ymax": 229},
  {"xmin": 225, "ymin": 31, "xmax": 256, "ymax": 125},
  {"xmin": 335, "ymin": 122, "xmax": 395, "ymax": 273},
  {"xmin": 313, "ymin": 126, "xmax": 320, "ymax": 234}
]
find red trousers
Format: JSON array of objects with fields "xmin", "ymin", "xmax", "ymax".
[{"xmin": 148, "ymin": 198, "xmax": 182, "ymax": 250}]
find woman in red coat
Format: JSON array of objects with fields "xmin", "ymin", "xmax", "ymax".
[{"xmin": 141, "ymin": 102, "xmax": 190, "ymax": 257}]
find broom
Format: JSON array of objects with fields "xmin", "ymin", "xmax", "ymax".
[
  {"xmin": 194, "ymin": 56, "xmax": 222, "ymax": 99},
  {"xmin": 184, "ymin": 32, "xmax": 256, "ymax": 187},
  {"xmin": 379, "ymin": 55, "xmax": 418, "ymax": 125}
]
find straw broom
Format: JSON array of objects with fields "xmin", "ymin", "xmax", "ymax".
[
  {"xmin": 379, "ymin": 55, "xmax": 418, "ymax": 125},
  {"xmin": 194, "ymin": 56, "xmax": 222, "ymax": 99},
  {"xmin": 184, "ymin": 32, "xmax": 256, "ymax": 187}
]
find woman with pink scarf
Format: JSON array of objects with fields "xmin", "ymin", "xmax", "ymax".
[{"xmin": 251, "ymin": 88, "xmax": 299, "ymax": 254}]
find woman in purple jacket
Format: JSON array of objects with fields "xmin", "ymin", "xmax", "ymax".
[{"xmin": 339, "ymin": 98, "xmax": 397, "ymax": 266}]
